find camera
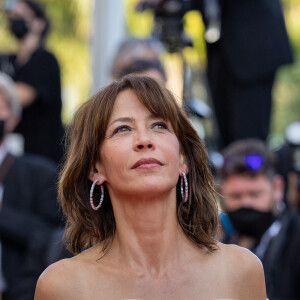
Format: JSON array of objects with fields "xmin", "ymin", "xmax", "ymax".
[{"xmin": 136, "ymin": 0, "xmax": 194, "ymax": 52}]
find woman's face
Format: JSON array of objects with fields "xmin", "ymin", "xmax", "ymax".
[
  {"xmin": 9, "ymin": 1, "xmax": 35, "ymax": 26},
  {"xmin": 92, "ymin": 89, "xmax": 187, "ymax": 200}
]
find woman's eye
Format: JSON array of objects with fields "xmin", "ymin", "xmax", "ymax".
[
  {"xmin": 153, "ymin": 122, "xmax": 168, "ymax": 130},
  {"xmin": 112, "ymin": 125, "xmax": 132, "ymax": 135}
]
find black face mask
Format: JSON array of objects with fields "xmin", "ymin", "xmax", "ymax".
[
  {"xmin": 0, "ymin": 120, "xmax": 5, "ymax": 142},
  {"xmin": 9, "ymin": 18, "xmax": 29, "ymax": 39},
  {"xmin": 227, "ymin": 207, "xmax": 275, "ymax": 240}
]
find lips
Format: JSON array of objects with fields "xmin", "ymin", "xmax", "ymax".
[{"xmin": 131, "ymin": 158, "xmax": 163, "ymax": 169}]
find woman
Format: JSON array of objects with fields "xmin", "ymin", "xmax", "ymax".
[
  {"xmin": 0, "ymin": 0, "xmax": 64, "ymax": 163},
  {"xmin": 35, "ymin": 75, "xmax": 266, "ymax": 299}
]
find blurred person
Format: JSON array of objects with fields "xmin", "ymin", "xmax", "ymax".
[
  {"xmin": 110, "ymin": 37, "xmax": 166, "ymax": 83},
  {"xmin": 8, "ymin": 227, "xmax": 72, "ymax": 300},
  {"xmin": 193, "ymin": 0, "xmax": 294, "ymax": 149},
  {"xmin": 0, "ymin": 0, "xmax": 64, "ymax": 164},
  {"xmin": 275, "ymin": 122, "xmax": 300, "ymax": 213},
  {"xmin": 114, "ymin": 58, "xmax": 166, "ymax": 83},
  {"xmin": 35, "ymin": 76, "xmax": 266, "ymax": 299},
  {"xmin": 218, "ymin": 138, "xmax": 300, "ymax": 300},
  {"xmin": 0, "ymin": 72, "xmax": 62, "ymax": 300},
  {"xmin": 287, "ymin": 170, "xmax": 300, "ymax": 213}
]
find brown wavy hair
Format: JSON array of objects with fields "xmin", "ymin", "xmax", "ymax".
[{"xmin": 59, "ymin": 75, "xmax": 219, "ymax": 255}]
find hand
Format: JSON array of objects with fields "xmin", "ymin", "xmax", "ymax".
[
  {"xmin": 16, "ymin": 18, "xmax": 45, "ymax": 66},
  {"xmin": 29, "ymin": 18, "xmax": 46, "ymax": 36}
]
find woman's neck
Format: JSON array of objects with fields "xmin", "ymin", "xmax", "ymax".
[{"xmin": 108, "ymin": 192, "xmax": 191, "ymax": 275}]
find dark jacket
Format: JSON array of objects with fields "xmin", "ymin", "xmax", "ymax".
[
  {"xmin": 196, "ymin": 0, "xmax": 293, "ymax": 82},
  {"xmin": 0, "ymin": 48, "xmax": 64, "ymax": 163},
  {"xmin": 0, "ymin": 153, "xmax": 62, "ymax": 299},
  {"xmin": 262, "ymin": 212, "xmax": 300, "ymax": 300},
  {"xmin": 222, "ymin": 211, "xmax": 300, "ymax": 299}
]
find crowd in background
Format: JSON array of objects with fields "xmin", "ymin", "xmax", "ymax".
[{"xmin": 0, "ymin": 0, "xmax": 299, "ymax": 299}]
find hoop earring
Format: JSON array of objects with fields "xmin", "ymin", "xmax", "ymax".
[
  {"xmin": 180, "ymin": 171, "xmax": 188, "ymax": 203},
  {"xmin": 90, "ymin": 180, "xmax": 104, "ymax": 210}
]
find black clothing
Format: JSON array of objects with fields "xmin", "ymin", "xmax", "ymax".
[
  {"xmin": 0, "ymin": 153, "xmax": 62, "ymax": 299},
  {"xmin": 261, "ymin": 212, "xmax": 300, "ymax": 300},
  {"xmin": 206, "ymin": 55, "xmax": 275, "ymax": 148},
  {"xmin": 222, "ymin": 211, "xmax": 300, "ymax": 299},
  {"xmin": 7, "ymin": 227, "xmax": 72, "ymax": 300},
  {"xmin": 195, "ymin": 0, "xmax": 293, "ymax": 148},
  {"xmin": 0, "ymin": 48, "xmax": 64, "ymax": 163}
]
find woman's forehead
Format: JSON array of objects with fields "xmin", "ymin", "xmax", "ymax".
[
  {"xmin": 110, "ymin": 90, "xmax": 156, "ymax": 120},
  {"xmin": 111, "ymin": 88, "xmax": 170, "ymax": 119}
]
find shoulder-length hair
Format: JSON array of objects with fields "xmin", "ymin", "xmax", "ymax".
[{"xmin": 59, "ymin": 75, "xmax": 219, "ymax": 255}]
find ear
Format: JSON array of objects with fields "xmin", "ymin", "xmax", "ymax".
[
  {"xmin": 179, "ymin": 152, "xmax": 189, "ymax": 175},
  {"xmin": 88, "ymin": 161, "xmax": 107, "ymax": 184}
]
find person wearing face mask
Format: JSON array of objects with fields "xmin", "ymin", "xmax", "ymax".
[
  {"xmin": 0, "ymin": 72, "xmax": 62, "ymax": 300},
  {"xmin": 218, "ymin": 138, "xmax": 300, "ymax": 300},
  {"xmin": 0, "ymin": 0, "xmax": 64, "ymax": 164}
]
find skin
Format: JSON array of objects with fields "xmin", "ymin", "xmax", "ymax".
[
  {"xmin": 221, "ymin": 174, "xmax": 284, "ymax": 248},
  {"xmin": 8, "ymin": 1, "xmax": 47, "ymax": 107},
  {"xmin": 221, "ymin": 175, "xmax": 284, "ymax": 213},
  {"xmin": 35, "ymin": 90, "xmax": 266, "ymax": 299}
]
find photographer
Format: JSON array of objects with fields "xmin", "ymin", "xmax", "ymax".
[
  {"xmin": 138, "ymin": 0, "xmax": 294, "ymax": 149},
  {"xmin": 0, "ymin": 0, "xmax": 64, "ymax": 164},
  {"xmin": 0, "ymin": 72, "xmax": 62, "ymax": 300},
  {"xmin": 277, "ymin": 122, "xmax": 300, "ymax": 213},
  {"xmin": 110, "ymin": 37, "xmax": 166, "ymax": 83},
  {"xmin": 197, "ymin": 0, "xmax": 293, "ymax": 148}
]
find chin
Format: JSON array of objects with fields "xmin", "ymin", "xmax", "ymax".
[{"xmin": 134, "ymin": 178, "xmax": 176, "ymax": 196}]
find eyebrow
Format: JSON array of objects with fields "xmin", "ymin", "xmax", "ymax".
[{"xmin": 108, "ymin": 115, "xmax": 162, "ymax": 128}]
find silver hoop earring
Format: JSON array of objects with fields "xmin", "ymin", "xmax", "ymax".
[
  {"xmin": 90, "ymin": 180, "xmax": 104, "ymax": 210},
  {"xmin": 180, "ymin": 171, "xmax": 188, "ymax": 203}
]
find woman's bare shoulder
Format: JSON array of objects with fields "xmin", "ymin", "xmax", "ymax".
[
  {"xmin": 216, "ymin": 242, "xmax": 266, "ymax": 299},
  {"xmin": 218, "ymin": 242, "xmax": 262, "ymax": 266},
  {"xmin": 35, "ymin": 246, "xmax": 108, "ymax": 299},
  {"xmin": 35, "ymin": 257, "xmax": 81, "ymax": 299},
  {"xmin": 42, "ymin": 255, "xmax": 82, "ymax": 277}
]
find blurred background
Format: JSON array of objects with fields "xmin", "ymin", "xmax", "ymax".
[{"xmin": 0, "ymin": 0, "xmax": 299, "ymax": 148}]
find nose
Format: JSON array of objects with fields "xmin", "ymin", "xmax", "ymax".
[
  {"xmin": 133, "ymin": 131, "xmax": 155, "ymax": 151},
  {"xmin": 240, "ymin": 195, "xmax": 253, "ymax": 208}
]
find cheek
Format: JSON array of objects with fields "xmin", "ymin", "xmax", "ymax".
[
  {"xmin": 0, "ymin": 109, "xmax": 11, "ymax": 120},
  {"xmin": 165, "ymin": 146, "xmax": 181, "ymax": 175},
  {"xmin": 102, "ymin": 152, "xmax": 121, "ymax": 172},
  {"xmin": 259, "ymin": 191, "xmax": 275, "ymax": 210},
  {"xmin": 223, "ymin": 198, "xmax": 241, "ymax": 211},
  {"xmin": 100, "ymin": 143, "xmax": 129, "ymax": 175},
  {"xmin": 162, "ymin": 136, "xmax": 181, "ymax": 160}
]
